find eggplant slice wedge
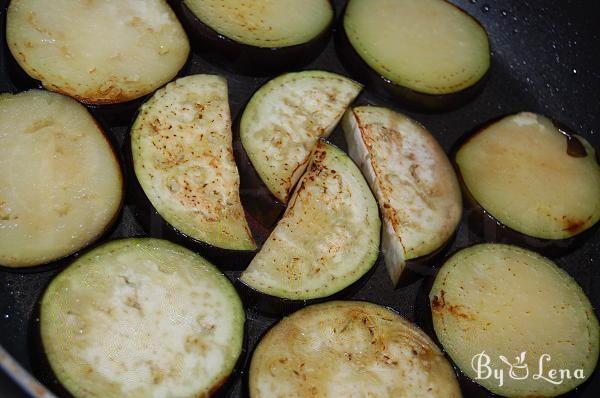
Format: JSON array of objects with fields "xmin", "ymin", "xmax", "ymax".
[
  {"xmin": 430, "ymin": 243, "xmax": 599, "ymax": 397},
  {"xmin": 40, "ymin": 238, "xmax": 245, "ymax": 398},
  {"xmin": 132, "ymin": 75, "xmax": 256, "ymax": 252},
  {"xmin": 455, "ymin": 112, "xmax": 600, "ymax": 247},
  {"xmin": 6, "ymin": 0, "xmax": 190, "ymax": 105},
  {"xmin": 0, "ymin": 90, "xmax": 122, "ymax": 268},
  {"xmin": 177, "ymin": 0, "xmax": 334, "ymax": 72},
  {"xmin": 240, "ymin": 141, "xmax": 380, "ymax": 302},
  {"xmin": 338, "ymin": 0, "xmax": 490, "ymax": 110},
  {"xmin": 343, "ymin": 106, "xmax": 462, "ymax": 285},
  {"xmin": 249, "ymin": 301, "xmax": 461, "ymax": 398},
  {"xmin": 240, "ymin": 71, "xmax": 362, "ymax": 203}
]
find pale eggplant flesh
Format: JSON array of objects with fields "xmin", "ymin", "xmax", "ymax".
[
  {"xmin": 240, "ymin": 141, "xmax": 380, "ymax": 304},
  {"xmin": 0, "ymin": 90, "xmax": 123, "ymax": 269},
  {"xmin": 429, "ymin": 243, "xmax": 600, "ymax": 397},
  {"xmin": 173, "ymin": 0, "xmax": 334, "ymax": 74},
  {"xmin": 131, "ymin": 75, "xmax": 256, "ymax": 257},
  {"xmin": 39, "ymin": 238, "xmax": 246, "ymax": 398},
  {"xmin": 240, "ymin": 70, "xmax": 362, "ymax": 204},
  {"xmin": 249, "ymin": 301, "xmax": 462, "ymax": 398},
  {"xmin": 337, "ymin": 0, "xmax": 490, "ymax": 111},
  {"xmin": 343, "ymin": 106, "xmax": 462, "ymax": 286},
  {"xmin": 6, "ymin": 0, "xmax": 190, "ymax": 105},
  {"xmin": 455, "ymin": 112, "xmax": 600, "ymax": 255}
]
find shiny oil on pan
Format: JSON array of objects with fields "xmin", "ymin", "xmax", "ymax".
[{"xmin": 0, "ymin": 0, "xmax": 599, "ymax": 397}]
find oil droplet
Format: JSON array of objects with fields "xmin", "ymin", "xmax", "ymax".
[
  {"xmin": 572, "ymin": 69, "xmax": 577, "ymax": 74},
  {"xmin": 3, "ymin": 314, "xmax": 9, "ymax": 319},
  {"xmin": 500, "ymin": 10, "xmax": 508, "ymax": 17},
  {"xmin": 482, "ymin": 4, "xmax": 490, "ymax": 12}
]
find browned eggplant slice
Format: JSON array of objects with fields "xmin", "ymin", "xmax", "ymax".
[
  {"xmin": 40, "ymin": 238, "xmax": 245, "ymax": 398},
  {"xmin": 337, "ymin": 0, "xmax": 490, "ymax": 110},
  {"xmin": 240, "ymin": 71, "xmax": 362, "ymax": 204},
  {"xmin": 131, "ymin": 75, "xmax": 256, "ymax": 254},
  {"xmin": 343, "ymin": 106, "xmax": 462, "ymax": 285},
  {"xmin": 455, "ymin": 112, "xmax": 600, "ymax": 253},
  {"xmin": 0, "ymin": 90, "xmax": 123, "ymax": 268},
  {"xmin": 249, "ymin": 301, "xmax": 461, "ymax": 397},
  {"xmin": 175, "ymin": 0, "xmax": 334, "ymax": 73},
  {"xmin": 7, "ymin": 0, "xmax": 190, "ymax": 105},
  {"xmin": 430, "ymin": 243, "xmax": 600, "ymax": 397},
  {"xmin": 240, "ymin": 141, "xmax": 380, "ymax": 304}
]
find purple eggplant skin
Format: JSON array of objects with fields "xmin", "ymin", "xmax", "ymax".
[
  {"xmin": 413, "ymin": 248, "xmax": 597, "ymax": 398},
  {"xmin": 334, "ymin": 4, "xmax": 490, "ymax": 112},
  {"xmin": 240, "ymin": 300, "xmax": 407, "ymax": 398},
  {"xmin": 236, "ymin": 254, "xmax": 380, "ymax": 317},
  {"xmin": 413, "ymin": 267, "xmax": 497, "ymax": 398},
  {"xmin": 124, "ymin": 132, "xmax": 257, "ymax": 270},
  {"xmin": 169, "ymin": 0, "xmax": 335, "ymax": 76},
  {"xmin": 7, "ymin": 53, "xmax": 194, "ymax": 128},
  {"xmin": 232, "ymin": 113, "xmax": 287, "ymax": 232},
  {"xmin": 0, "ymin": 205, "xmax": 123, "ymax": 274},
  {"xmin": 392, "ymin": 229, "xmax": 459, "ymax": 287},
  {"xmin": 451, "ymin": 115, "xmax": 600, "ymax": 257},
  {"xmin": 29, "ymin": 276, "xmax": 248, "ymax": 398},
  {"xmin": 0, "ymin": 114, "xmax": 125, "ymax": 274},
  {"xmin": 6, "ymin": 41, "xmax": 146, "ymax": 127}
]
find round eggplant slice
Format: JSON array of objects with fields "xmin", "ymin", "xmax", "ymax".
[
  {"xmin": 131, "ymin": 75, "xmax": 256, "ymax": 252},
  {"xmin": 40, "ymin": 238, "xmax": 245, "ymax": 398},
  {"xmin": 455, "ymin": 112, "xmax": 600, "ymax": 247},
  {"xmin": 338, "ymin": 0, "xmax": 490, "ymax": 110},
  {"xmin": 240, "ymin": 141, "xmax": 380, "ymax": 302},
  {"xmin": 249, "ymin": 301, "xmax": 461, "ymax": 398},
  {"xmin": 240, "ymin": 71, "xmax": 362, "ymax": 204},
  {"xmin": 177, "ymin": 0, "xmax": 334, "ymax": 72},
  {"xmin": 430, "ymin": 243, "xmax": 600, "ymax": 397},
  {"xmin": 343, "ymin": 106, "xmax": 462, "ymax": 286},
  {"xmin": 0, "ymin": 90, "xmax": 122, "ymax": 268},
  {"xmin": 6, "ymin": 0, "xmax": 190, "ymax": 105}
]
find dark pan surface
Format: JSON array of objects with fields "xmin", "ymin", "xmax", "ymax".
[{"xmin": 0, "ymin": 0, "xmax": 599, "ymax": 397}]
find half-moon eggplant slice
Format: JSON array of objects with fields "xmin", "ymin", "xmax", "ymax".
[
  {"xmin": 240, "ymin": 71, "xmax": 362, "ymax": 204},
  {"xmin": 240, "ymin": 141, "xmax": 380, "ymax": 304},
  {"xmin": 343, "ymin": 106, "xmax": 462, "ymax": 286},
  {"xmin": 176, "ymin": 0, "xmax": 334, "ymax": 72},
  {"xmin": 0, "ymin": 90, "xmax": 122, "ymax": 269},
  {"xmin": 132, "ymin": 75, "xmax": 256, "ymax": 253},
  {"xmin": 338, "ymin": 0, "xmax": 490, "ymax": 110},
  {"xmin": 455, "ymin": 112, "xmax": 600, "ymax": 253},
  {"xmin": 430, "ymin": 243, "xmax": 599, "ymax": 397},
  {"xmin": 249, "ymin": 301, "xmax": 461, "ymax": 398},
  {"xmin": 7, "ymin": 0, "xmax": 190, "ymax": 105},
  {"xmin": 40, "ymin": 238, "xmax": 245, "ymax": 398}
]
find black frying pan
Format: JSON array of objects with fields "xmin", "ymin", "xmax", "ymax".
[{"xmin": 0, "ymin": 0, "xmax": 599, "ymax": 397}]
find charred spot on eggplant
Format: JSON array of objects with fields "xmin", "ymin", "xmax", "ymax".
[
  {"xmin": 430, "ymin": 243, "xmax": 600, "ymax": 397},
  {"xmin": 337, "ymin": 0, "xmax": 490, "ymax": 111},
  {"xmin": 240, "ymin": 71, "xmax": 362, "ymax": 204},
  {"xmin": 131, "ymin": 75, "xmax": 257, "ymax": 255},
  {"xmin": 175, "ymin": 0, "xmax": 334, "ymax": 73},
  {"xmin": 0, "ymin": 90, "xmax": 123, "ymax": 269},
  {"xmin": 343, "ymin": 106, "xmax": 462, "ymax": 286},
  {"xmin": 6, "ymin": 0, "xmax": 190, "ymax": 105},
  {"xmin": 240, "ymin": 141, "xmax": 380, "ymax": 304},
  {"xmin": 249, "ymin": 301, "xmax": 461, "ymax": 397},
  {"xmin": 39, "ymin": 238, "xmax": 245, "ymax": 398},
  {"xmin": 455, "ymin": 112, "xmax": 600, "ymax": 250}
]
